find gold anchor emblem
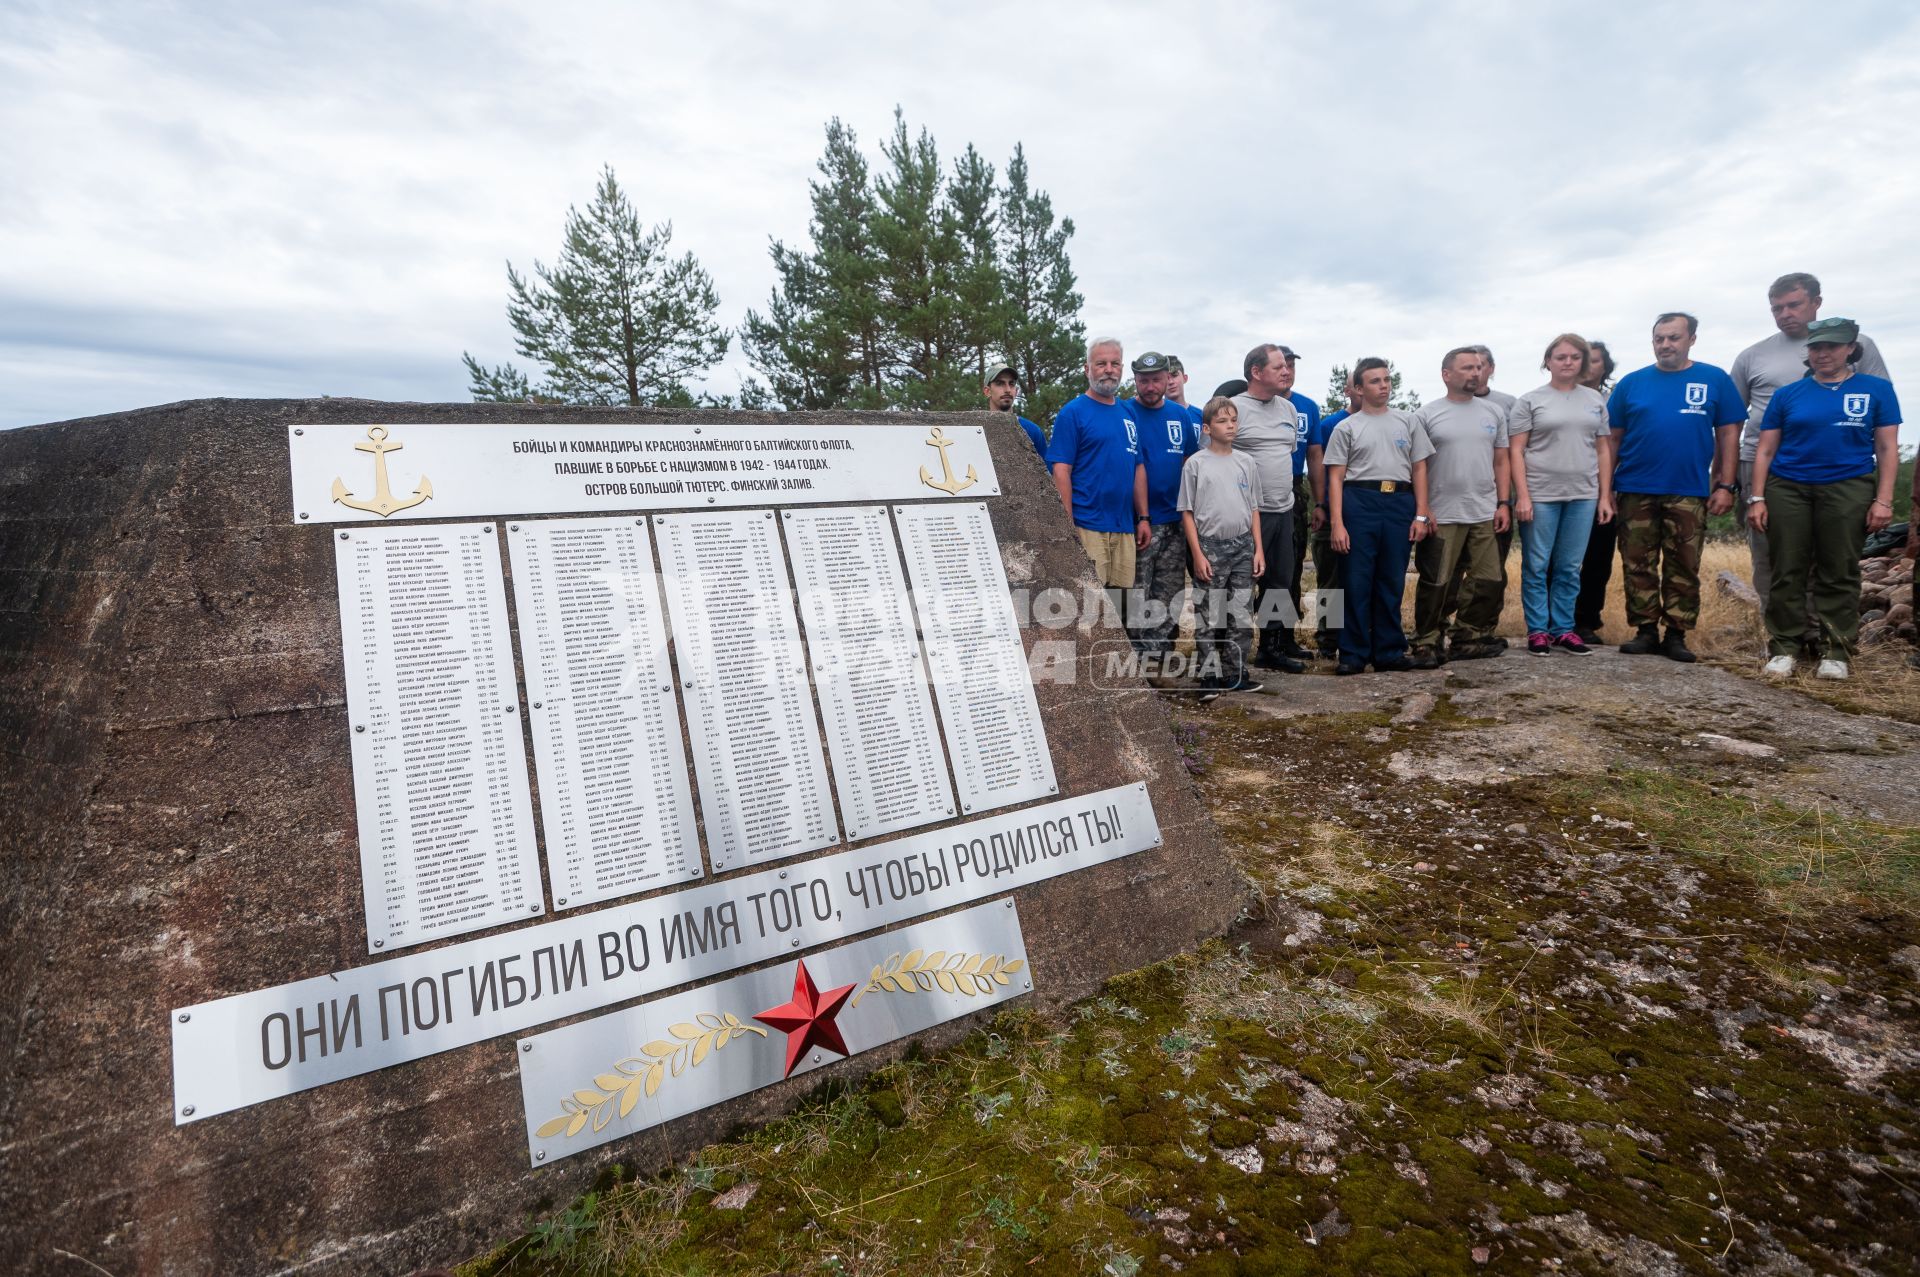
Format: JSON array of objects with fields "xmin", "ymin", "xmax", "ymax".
[
  {"xmin": 918, "ymin": 427, "xmax": 977, "ymax": 495},
  {"xmin": 331, "ymin": 425, "xmax": 434, "ymax": 517}
]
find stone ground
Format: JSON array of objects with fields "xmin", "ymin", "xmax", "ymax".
[{"xmin": 467, "ymin": 649, "xmax": 1920, "ymax": 1276}]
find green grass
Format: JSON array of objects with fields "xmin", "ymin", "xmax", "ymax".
[{"xmin": 1563, "ymin": 768, "xmax": 1920, "ymax": 916}]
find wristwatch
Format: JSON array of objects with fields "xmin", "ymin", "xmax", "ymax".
[
  {"xmin": 1413, "ymin": 514, "xmax": 1431, "ymax": 524},
  {"xmin": 1746, "ymin": 495, "xmax": 1766, "ymax": 506},
  {"xmin": 1714, "ymin": 482, "xmax": 1737, "ymax": 495}
]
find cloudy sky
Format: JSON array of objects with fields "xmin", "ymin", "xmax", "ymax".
[{"xmin": 5, "ymin": 1, "xmax": 1918, "ymax": 436}]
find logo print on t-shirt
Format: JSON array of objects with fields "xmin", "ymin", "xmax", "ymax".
[
  {"xmin": 1166, "ymin": 421, "xmax": 1185, "ymax": 447},
  {"xmin": 1684, "ymin": 383, "xmax": 1708, "ymax": 408},
  {"xmin": 1844, "ymin": 393, "xmax": 1871, "ymax": 419},
  {"xmin": 1124, "ymin": 420, "xmax": 1138, "ymax": 451}
]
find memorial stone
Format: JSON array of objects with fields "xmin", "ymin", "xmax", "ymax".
[{"xmin": 0, "ymin": 399, "xmax": 1243, "ymax": 1275}]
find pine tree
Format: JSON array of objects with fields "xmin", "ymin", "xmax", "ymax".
[
  {"xmin": 463, "ymin": 167, "xmax": 728, "ymax": 405},
  {"xmin": 998, "ymin": 144, "xmax": 1085, "ymax": 423},
  {"xmin": 872, "ymin": 109, "xmax": 964, "ymax": 408},
  {"xmin": 945, "ymin": 143, "xmax": 1004, "ymax": 390}
]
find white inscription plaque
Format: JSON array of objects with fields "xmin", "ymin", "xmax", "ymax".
[
  {"xmin": 172, "ymin": 783, "xmax": 1158, "ymax": 1123},
  {"xmin": 507, "ymin": 518, "xmax": 700, "ymax": 909},
  {"xmin": 782, "ymin": 506, "xmax": 954, "ymax": 841},
  {"xmin": 656, "ymin": 510, "xmax": 838, "ymax": 871},
  {"xmin": 289, "ymin": 422, "xmax": 1002, "ymax": 524},
  {"xmin": 895, "ymin": 503, "xmax": 1056, "ymax": 813},
  {"xmin": 334, "ymin": 522, "xmax": 542, "ymax": 952},
  {"xmin": 517, "ymin": 901, "xmax": 1031, "ymax": 1163}
]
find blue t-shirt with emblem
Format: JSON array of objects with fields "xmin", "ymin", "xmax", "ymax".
[
  {"xmin": 1315, "ymin": 408, "xmax": 1350, "ymax": 451},
  {"xmin": 1289, "ymin": 393, "xmax": 1322, "ymax": 477},
  {"xmin": 1607, "ymin": 363, "xmax": 1745, "ymax": 497},
  {"xmin": 1046, "ymin": 394, "xmax": 1143, "ymax": 534},
  {"xmin": 1125, "ymin": 397, "xmax": 1200, "ymax": 525},
  {"xmin": 1016, "ymin": 415, "xmax": 1046, "ymax": 459},
  {"xmin": 1760, "ymin": 373, "xmax": 1902, "ymax": 485}
]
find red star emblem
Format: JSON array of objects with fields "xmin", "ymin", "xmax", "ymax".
[{"xmin": 753, "ymin": 959, "xmax": 858, "ymax": 1078}]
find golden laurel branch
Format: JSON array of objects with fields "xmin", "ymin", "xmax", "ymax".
[
  {"xmin": 850, "ymin": 949, "xmax": 1025, "ymax": 1007},
  {"xmin": 535, "ymin": 1011, "xmax": 767, "ymax": 1139}
]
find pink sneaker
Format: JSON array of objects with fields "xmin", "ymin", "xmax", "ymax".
[
  {"xmin": 1554, "ymin": 632, "xmax": 1592, "ymax": 655},
  {"xmin": 1528, "ymin": 632, "xmax": 1551, "ymax": 656}
]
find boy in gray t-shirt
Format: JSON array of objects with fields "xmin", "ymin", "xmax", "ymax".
[{"xmin": 1179, "ymin": 399, "xmax": 1265, "ymax": 693}]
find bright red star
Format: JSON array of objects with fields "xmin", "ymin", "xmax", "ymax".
[{"xmin": 753, "ymin": 959, "xmax": 858, "ymax": 1077}]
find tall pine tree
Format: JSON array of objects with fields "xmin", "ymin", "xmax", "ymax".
[
  {"xmin": 998, "ymin": 143, "xmax": 1085, "ymax": 422},
  {"xmin": 744, "ymin": 116, "xmax": 1084, "ymax": 414},
  {"xmin": 463, "ymin": 166, "xmax": 728, "ymax": 406}
]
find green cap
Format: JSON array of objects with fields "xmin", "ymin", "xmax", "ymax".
[
  {"xmin": 1805, "ymin": 317, "xmax": 1860, "ymax": 346},
  {"xmin": 1165, "ymin": 355, "xmax": 1185, "ymax": 374},
  {"xmin": 1131, "ymin": 351, "xmax": 1170, "ymax": 375}
]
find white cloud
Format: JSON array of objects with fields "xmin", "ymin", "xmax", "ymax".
[{"xmin": 3, "ymin": 0, "xmax": 1917, "ymax": 439}]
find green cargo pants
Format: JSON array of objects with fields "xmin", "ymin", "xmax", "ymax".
[
  {"xmin": 1761, "ymin": 473, "xmax": 1873, "ymax": 659},
  {"xmin": 1411, "ymin": 519, "xmax": 1502, "ymax": 649}
]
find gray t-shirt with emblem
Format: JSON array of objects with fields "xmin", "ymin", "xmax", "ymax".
[
  {"xmin": 1323, "ymin": 407, "xmax": 1435, "ymax": 483},
  {"xmin": 1508, "ymin": 384, "xmax": 1611, "ymax": 502},
  {"xmin": 1413, "ymin": 396, "xmax": 1508, "ymax": 524},
  {"xmin": 1730, "ymin": 329, "xmax": 1891, "ymax": 461},
  {"xmin": 1228, "ymin": 391, "xmax": 1298, "ymax": 513},
  {"xmin": 1178, "ymin": 447, "xmax": 1264, "ymax": 540}
]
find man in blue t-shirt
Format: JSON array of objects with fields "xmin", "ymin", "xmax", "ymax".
[
  {"xmin": 1607, "ymin": 312, "xmax": 1743, "ymax": 662},
  {"xmin": 1046, "ymin": 337, "xmax": 1147, "ymax": 598},
  {"xmin": 983, "ymin": 363, "xmax": 1047, "ymax": 461},
  {"xmin": 1123, "ymin": 351, "xmax": 1199, "ymax": 655}
]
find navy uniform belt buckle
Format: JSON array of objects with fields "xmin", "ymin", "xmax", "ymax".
[{"xmin": 1380, "ymin": 480, "xmax": 1396, "ymax": 493}]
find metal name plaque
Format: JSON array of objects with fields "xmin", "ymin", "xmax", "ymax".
[
  {"xmin": 171, "ymin": 783, "xmax": 1156, "ymax": 1124},
  {"xmin": 517, "ymin": 900, "xmax": 1030, "ymax": 1163},
  {"xmin": 656, "ymin": 510, "xmax": 839, "ymax": 872},
  {"xmin": 289, "ymin": 422, "xmax": 1002, "ymax": 525},
  {"xmin": 334, "ymin": 522, "xmax": 543, "ymax": 952},
  {"xmin": 783, "ymin": 506, "xmax": 955, "ymax": 842},
  {"xmin": 506, "ymin": 517, "xmax": 700, "ymax": 910},
  {"xmin": 895, "ymin": 502, "xmax": 1058, "ymax": 814}
]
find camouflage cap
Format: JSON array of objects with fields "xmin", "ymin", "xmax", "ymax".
[
  {"xmin": 1131, "ymin": 351, "xmax": 1170, "ymax": 375},
  {"xmin": 983, "ymin": 362, "xmax": 1019, "ymax": 383},
  {"xmin": 1165, "ymin": 355, "xmax": 1186, "ymax": 374}
]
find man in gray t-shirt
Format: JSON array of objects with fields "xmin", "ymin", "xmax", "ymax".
[
  {"xmin": 1230, "ymin": 342, "xmax": 1304, "ymax": 672},
  {"xmin": 1409, "ymin": 348, "xmax": 1511, "ymax": 664},
  {"xmin": 1469, "ymin": 343, "xmax": 1520, "ymax": 593},
  {"xmin": 1730, "ymin": 272, "xmax": 1892, "ymax": 614}
]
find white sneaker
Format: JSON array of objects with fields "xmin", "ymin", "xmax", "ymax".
[
  {"xmin": 1762, "ymin": 655, "xmax": 1796, "ymax": 677},
  {"xmin": 1816, "ymin": 659, "xmax": 1850, "ymax": 681}
]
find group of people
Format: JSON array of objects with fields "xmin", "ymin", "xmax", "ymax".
[{"xmin": 985, "ymin": 271, "xmax": 1905, "ymax": 693}]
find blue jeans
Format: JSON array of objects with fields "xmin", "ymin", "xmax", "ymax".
[
  {"xmin": 1519, "ymin": 498, "xmax": 1596, "ymax": 636},
  {"xmin": 1338, "ymin": 486, "xmax": 1416, "ymax": 666}
]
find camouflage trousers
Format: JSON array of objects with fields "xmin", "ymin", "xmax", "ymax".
[
  {"xmin": 1616, "ymin": 493, "xmax": 1706, "ymax": 632},
  {"xmin": 1194, "ymin": 532, "xmax": 1256, "ymax": 686},
  {"xmin": 1128, "ymin": 521, "xmax": 1190, "ymax": 654}
]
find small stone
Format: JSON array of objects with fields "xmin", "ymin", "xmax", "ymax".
[
  {"xmin": 1504, "ymin": 823, "xmax": 1527, "ymax": 835},
  {"xmin": 1414, "ymin": 862, "xmax": 1435, "ymax": 872},
  {"xmin": 1472, "ymin": 1246, "xmax": 1491, "ymax": 1264},
  {"xmin": 712, "ymin": 1180, "xmax": 759, "ymax": 1210},
  {"xmin": 1695, "ymin": 733, "xmax": 1778, "ymax": 759}
]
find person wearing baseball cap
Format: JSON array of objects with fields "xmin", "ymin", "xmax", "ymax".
[
  {"xmin": 983, "ymin": 362, "xmax": 1047, "ymax": 460},
  {"xmin": 1123, "ymin": 351, "xmax": 1199, "ymax": 656},
  {"xmin": 1747, "ymin": 317, "xmax": 1902, "ymax": 681}
]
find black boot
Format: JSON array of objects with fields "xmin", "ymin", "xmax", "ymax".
[
  {"xmin": 1618, "ymin": 624, "xmax": 1661, "ymax": 655},
  {"xmin": 1661, "ymin": 627, "xmax": 1696, "ymax": 663}
]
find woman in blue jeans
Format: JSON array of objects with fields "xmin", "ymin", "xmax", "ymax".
[{"xmin": 1508, "ymin": 334, "xmax": 1614, "ymax": 654}]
